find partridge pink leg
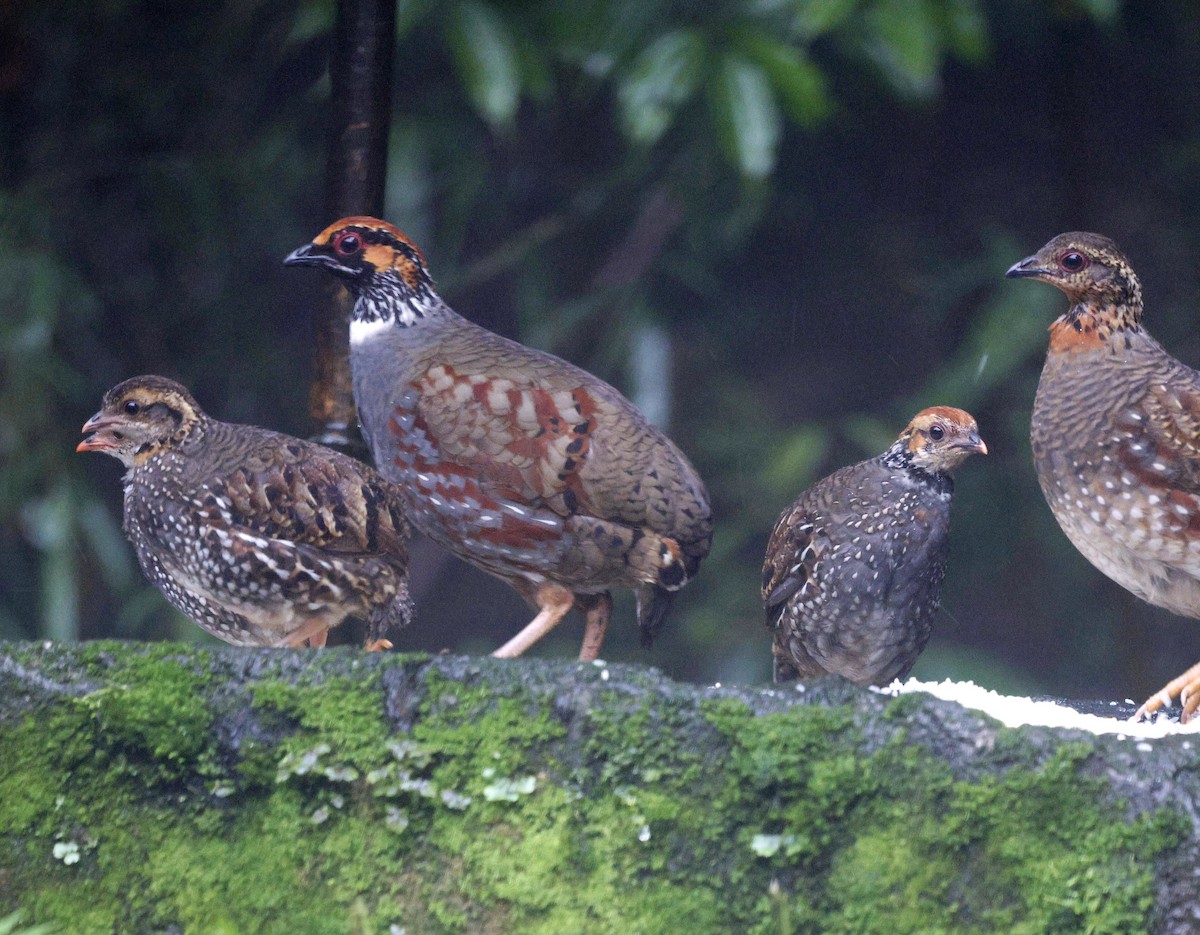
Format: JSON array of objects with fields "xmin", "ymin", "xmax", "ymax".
[
  {"xmin": 493, "ymin": 583, "xmax": 576, "ymax": 658},
  {"xmin": 578, "ymin": 593, "xmax": 612, "ymax": 663},
  {"xmin": 277, "ymin": 618, "xmax": 331, "ymax": 649},
  {"xmin": 1135, "ymin": 660, "xmax": 1200, "ymax": 722}
]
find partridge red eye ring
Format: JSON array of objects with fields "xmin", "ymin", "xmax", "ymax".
[{"xmin": 332, "ymin": 231, "xmax": 362, "ymax": 256}]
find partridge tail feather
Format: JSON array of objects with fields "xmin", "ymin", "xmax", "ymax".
[
  {"xmin": 367, "ymin": 581, "xmax": 415, "ymax": 648},
  {"xmin": 636, "ymin": 585, "xmax": 673, "ymax": 648}
]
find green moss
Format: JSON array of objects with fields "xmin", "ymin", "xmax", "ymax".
[
  {"xmin": 81, "ymin": 654, "xmax": 214, "ymax": 779},
  {"xmin": 704, "ymin": 702, "xmax": 1183, "ymax": 934},
  {"xmin": 413, "ymin": 667, "xmax": 565, "ymax": 784},
  {"xmin": 251, "ymin": 669, "xmax": 393, "ymax": 778},
  {"xmin": 0, "ymin": 645, "xmax": 1188, "ymax": 934}
]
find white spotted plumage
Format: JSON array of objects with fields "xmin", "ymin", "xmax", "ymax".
[
  {"xmin": 763, "ymin": 407, "xmax": 985, "ymax": 686},
  {"xmin": 79, "ymin": 375, "xmax": 413, "ymax": 649}
]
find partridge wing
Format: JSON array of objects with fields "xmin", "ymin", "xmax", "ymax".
[
  {"xmin": 199, "ymin": 436, "xmax": 409, "ymax": 563},
  {"xmin": 762, "ymin": 501, "xmax": 828, "ymax": 631},
  {"xmin": 1115, "ymin": 378, "xmax": 1200, "ymax": 501}
]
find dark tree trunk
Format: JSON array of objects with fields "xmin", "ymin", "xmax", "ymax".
[{"xmin": 308, "ymin": 0, "xmax": 394, "ymax": 448}]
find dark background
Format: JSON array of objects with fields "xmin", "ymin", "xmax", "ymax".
[{"xmin": 4, "ymin": 0, "xmax": 1200, "ymax": 699}]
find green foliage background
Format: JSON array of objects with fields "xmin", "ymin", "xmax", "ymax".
[{"xmin": 4, "ymin": 0, "xmax": 1200, "ymax": 699}]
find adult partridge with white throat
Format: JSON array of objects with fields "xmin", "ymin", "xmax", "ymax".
[
  {"xmin": 78, "ymin": 375, "xmax": 413, "ymax": 649},
  {"xmin": 763, "ymin": 407, "xmax": 986, "ymax": 686},
  {"xmin": 1009, "ymin": 232, "xmax": 1200, "ymax": 721},
  {"xmin": 285, "ymin": 217, "xmax": 712, "ymax": 661}
]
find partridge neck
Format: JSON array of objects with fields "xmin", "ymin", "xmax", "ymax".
[
  {"xmin": 881, "ymin": 450, "xmax": 953, "ymax": 497},
  {"xmin": 1049, "ymin": 298, "xmax": 1142, "ymax": 355},
  {"xmin": 352, "ymin": 276, "xmax": 445, "ymax": 331}
]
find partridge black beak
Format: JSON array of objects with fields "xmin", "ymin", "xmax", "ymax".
[
  {"xmin": 284, "ymin": 244, "xmax": 360, "ymax": 279},
  {"xmin": 1006, "ymin": 255, "xmax": 1047, "ymax": 279},
  {"xmin": 283, "ymin": 244, "xmax": 320, "ymax": 267},
  {"xmin": 77, "ymin": 412, "xmax": 121, "ymax": 453}
]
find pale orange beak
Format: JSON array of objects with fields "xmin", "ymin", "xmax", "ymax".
[{"xmin": 77, "ymin": 412, "xmax": 122, "ymax": 453}]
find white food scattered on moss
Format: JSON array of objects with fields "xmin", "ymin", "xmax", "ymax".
[
  {"xmin": 874, "ymin": 678, "xmax": 1200, "ymax": 739},
  {"xmin": 52, "ymin": 841, "xmax": 81, "ymax": 864}
]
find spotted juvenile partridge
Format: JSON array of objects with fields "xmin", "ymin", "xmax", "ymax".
[
  {"xmin": 1008, "ymin": 232, "xmax": 1200, "ymax": 721},
  {"xmin": 77, "ymin": 375, "xmax": 413, "ymax": 649},
  {"xmin": 285, "ymin": 218, "xmax": 712, "ymax": 661},
  {"xmin": 762, "ymin": 408, "xmax": 986, "ymax": 686}
]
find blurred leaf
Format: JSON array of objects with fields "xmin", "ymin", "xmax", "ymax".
[
  {"xmin": 761, "ymin": 424, "xmax": 830, "ymax": 502},
  {"xmin": 863, "ymin": 0, "xmax": 941, "ymax": 100},
  {"xmin": 916, "ymin": 283, "xmax": 1054, "ymax": 412},
  {"xmin": 941, "ymin": 0, "xmax": 989, "ymax": 62},
  {"xmin": 842, "ymin": 413, "xmax": 899, "ymax": 461},
  {"xmin": 285, "ymin": 2, "xmax": 333, "ymax": 44},
  {"xmin": 913, "ymin": 237, "xmax": 1060, "ymax": 413},
  {"xmin": 20, "ymin": 478, "xmax": 79, "ymax": 642},
  {"xmin": 791, "ymin": 0, "xmax": 860, "ymax": 39},
  {"xmin": 616, "ymin": 30, "xmax": 705, "ymax": 145},
  {"xmin": 384, "ymin": 122, "xmax": 434, "ymax": 245},
  {"xmin": 79, "ymin": 496, "xmax": 136, "ymax": 591},
  {"xmin": 514, "ymin": 29, "xmax": 554, "ymax": 102},
  {"xmin": 1073, "ymin": 0, "xmax": 1121, "ymax": 23},
  {"xmin": 734, "ymin": 29, "xmax": 831, "ymax": 126},
  {"xmin": 396, "ymin": 0, "xmax": 434, "ymax": 40},
  {"xmin": 446, "ymin": 1, "xmax": 522, "ymax": 127},
  {"xmin": 709, "ymin": 55, "xmax": 782, "ymax": 178},
  {"xmin": 629, "ymin": 317, "xmax": 672, "ymax": 427}
]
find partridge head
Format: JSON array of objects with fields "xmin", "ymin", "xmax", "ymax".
[
  {"xmin": 79, "ymin": 375, "xmax": 413, "ymax": 650},
  {"xmin": 1009, "ymin": 232, "xmax": 1200, "ymax": 720},
  {"xmin": 286, "ymin": 218, "xmax": 713, "ymax": 661},
  {"xmin": 762, "ymin": 407, "xmax": 986, "ymax": 686}
]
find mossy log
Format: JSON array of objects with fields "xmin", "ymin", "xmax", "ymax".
[{"xmin": 0, "ymin": 641, "xmax": 1196, "ymax": 934}]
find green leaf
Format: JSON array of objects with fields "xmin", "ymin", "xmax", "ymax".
[
  {"xmin": 941, "ymin": 0, "xmax": 989, "ymax": 62},
  {"xmin": 396, "ymin": 0, "xmax": 434, "ymax": 41},
  {"xmin": 446, "ymin": 1, "xmax": 521, "ymax": 127},
  {"xmin": 709, "ymin": 56, "xmax": 782, "ymax": 179},
  {"xmin": 1074, "ymin": 0, "xmax": 1120, "ymax": 23},
  {"xmin": 284, "ymin": 3, "xmax": 333, "ymax": 45},
  {"xmin": 762, "ymin": 425, "xmax": 830, "ymax": 500},
  {"xmin": 21, "ymin": 478, "xmax": 80, "ymax": 642},
  {"xmin": 863, "ymin": 0, "xmax": 941, "ymax": 100},
  {"xmin": 79, "ymin": 495, "xmax": 135, "ymax": 591},
  {"xmin": 794, "ymin": 0, "xmax": 860, "ymax": 38},
  {"xmin": 735, "ymin": 31, "xmax": 830, "ymax": 126},
  {"xmin": 514, "ymin": 29, "xmax": 554, "ymax": 102},
  {"xmin": 616, "ymin": 30, "xmax": 705, "ymax": 145}
]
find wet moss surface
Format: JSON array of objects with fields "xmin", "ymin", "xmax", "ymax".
[{"xmin": 0, "ymin": 642, "xmax": 1195, "ymax": 934}]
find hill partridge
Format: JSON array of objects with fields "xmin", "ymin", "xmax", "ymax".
[
  {"xmin": 78, "ymin": 375, "xmax": 413, "ymax": 649},
  {"xmin": 1009, "ymin": 232, "xmax": 1200, "ymax": 721},
  {"xmin": 762, "ymin": 407, "xmax": 986, "ymax": 686},
  {"xmin": 284, "ymin": 217, "xmax": 712, "ymax": 661}
]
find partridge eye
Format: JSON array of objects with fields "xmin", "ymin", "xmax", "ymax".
[
  {"xmin": 332, "ymin": 231, "xmax": 362, "ymax": 257},
  {"xmin": 123, "ymin": 400, "xmax": 140, "ymax": 415},
  {"xmin": 1059, "ymin": 251, "xmax": 1088, "ymax": 272},
  {"xmin": 928, "ymin": 424, "xmax": 945, "ymax": 441}
]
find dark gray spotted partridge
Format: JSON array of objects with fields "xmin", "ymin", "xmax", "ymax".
[
  {"xmin": 1009, "ymin": 232, "xmax": 1200, "ymax": 721},
  {"xmin": 285, "ymin": 217, "xmax": 712, "ymax": 661},
  {"xmin": 78, "ymin": 375, "xmax": 413, "ymax": 649},
  {"xmin": 762, "ymin": 407, "xmax": 986, "ymax": 686}
]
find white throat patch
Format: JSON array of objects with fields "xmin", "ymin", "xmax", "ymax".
[{"xmin": 350, "ymin": 316, "xmax": 394, "ymax": 346}]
